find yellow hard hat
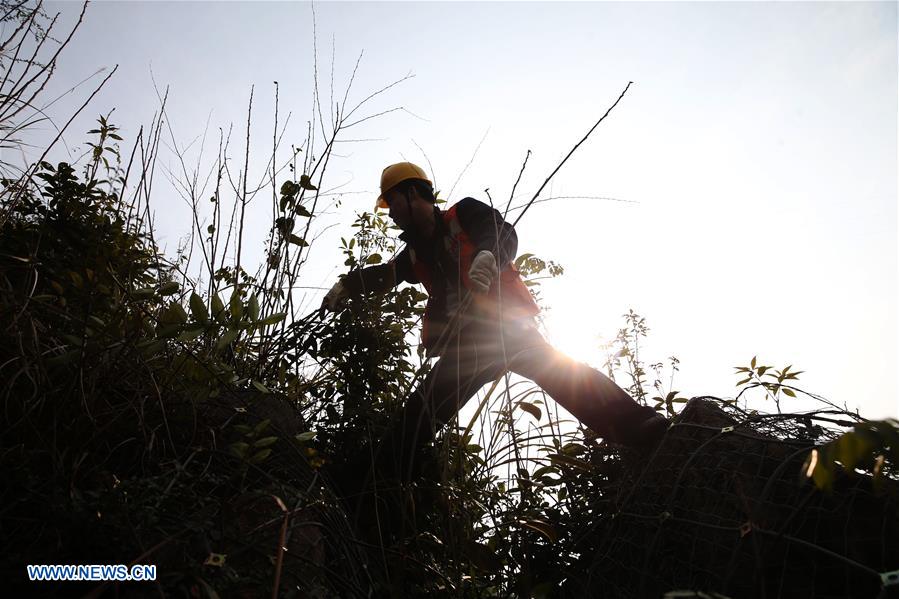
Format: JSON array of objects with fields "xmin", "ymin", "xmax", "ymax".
[{"xmin": 376, "ymin": 162, "xmax": 432, "ymax": 209}]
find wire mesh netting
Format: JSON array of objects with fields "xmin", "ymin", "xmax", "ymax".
[{"xmin": 564, "ymin": 397, "xmax": 899, "ymax": 599}]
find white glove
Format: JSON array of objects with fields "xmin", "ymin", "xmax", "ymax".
[
  {"xmin": 322, "ymin": 279, "xmax": 348, "ymax": 312},
  {"xmin": 468, "ymin": 251, "xmax": 498, "ymax": 294}
]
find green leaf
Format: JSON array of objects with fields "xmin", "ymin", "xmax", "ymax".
[
  {"xmin": 259, "ymin": 312, "xmax": 286, "ymax": 326},
  {"xmin": 280, "ymin": 180, "xmax": 300, "ymax": 197},
  {"xmin": 532, "ymin": 465, "xmax": 556, "ymax": 479},
  {"xmin": 295, "ymin": 205, "xmax": 312, "ymax": 217},
  {"xmin": 561, "ymin": 442, "xmax": 586, "ymax": 456},
  {"xmin": 140, "ymin": 319, "xmax": 156, "ymax": 336},
  {"xmin": 167, "ymin": 301, "xmax": 188, "ymax": 325},
  {"xmin": 736, "ymin": 377, "xmax": 752, "ymax": 386},
  {"xmin": 230, "ymin": 442, "xmax": 249, "ymax": 457},
  {"xmin": 247, "ymin": 294, "xmax": 260, "ymax": 321},
  {"xmin": 251, "ymin": 380, "xmax": 269, "ymax": 394},
  {"xmin": 215, "ymin": 327, "xmax": 240, "ymax": 352},
  {"xmin": 155, "ymin": 324, "xmax": 181, "ymax": 339},
  {"xmin": 782, "ymin": 388, "xmax": 796, "ymax": 398},
  {"xmin": 514, "ymin": 253, "xmax": 535, "ymax": 269},
  {"xmin": 211, "ymin": 294, "xmax": 227, "ymax": 323},
  {"xmin": 549, "ymin": 453, "xmax": 590, "ymax": 471},
  {"xmin": 517, "ymin": 401, "xmax": 542, "ymax": 421},
  {"xmin": 190, "ymin": 292, "xmax": 208, "ymax": 324},
  {"xmin": 253, "ymin": 419, "xmax": 271, "ymax": 435},
  {"xmin": 248, "ymin": 449, "xmax": 272, "ymax": 464},
  {"xmin": 834, "ymin": 431, "xmax": 874, "ymax": 471},
  {"xmin": 253, "ymin": 436, "xmax": 278, "ymax": 448},
  {"xmin": 230, "ymin": 290, "xmax": 243, "ymax": 321},
  {"xmin": 159, "ymin": 281, "xmax": 180, "ymax": 296},
  {"xmin": 177, "ymin": 326, "xmax": 204, "ymax": 342},
  {"xmin": 366, "ymin": 253, "xmax": 382, "ymax": 265},
  {"xmin": 299, "ymin": 174, "xmax": 318, "ymax": 191},
  {"xmin": 132, "ymin": 287, "xmax": 155, "ymax": 300},
  {"xmin": 295, "ymin": 431, "xmax": 316, "ymax": 443},
  {"xmin": 520, "ymin": 519, "xmax": 559, "ymax": 543},
  {"xmin": 288, "ymin": 234, "xmax": 308, "ymax": 247}
]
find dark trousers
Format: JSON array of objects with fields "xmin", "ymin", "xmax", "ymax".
[{"xmin": 380, "ymin": 318, "xmax": 661, "ymax": 480}]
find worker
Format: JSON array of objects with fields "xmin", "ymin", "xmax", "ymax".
[{"xmin": 323, "ymin": 162, "xmax": 668, "ymax": 479}]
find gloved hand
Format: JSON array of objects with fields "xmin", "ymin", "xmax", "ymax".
[
  {"xmin": 468, "ymin": 251, "xmax": 498, "ymax": 294},
  {"xmin": 321, "ymin": 279, "xmax": 348, "ymax": 312}
]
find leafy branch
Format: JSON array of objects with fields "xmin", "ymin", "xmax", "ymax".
[{"xmin": 734, "ymin": 355, "xmax": 803, "ymax": 413}]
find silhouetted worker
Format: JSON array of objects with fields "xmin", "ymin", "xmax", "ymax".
[{"xmin": 322, "ymin": 162, "xmax": 667, "ymax": 479}]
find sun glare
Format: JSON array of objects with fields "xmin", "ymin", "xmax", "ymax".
[{"xmin": 542, "ymin": 311, "xmax": 607, "ymax": 367}]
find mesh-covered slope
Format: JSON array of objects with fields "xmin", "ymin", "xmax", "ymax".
[{"xmin": 566, "ymin": 397, "xmax": 899, "ymax": 599}]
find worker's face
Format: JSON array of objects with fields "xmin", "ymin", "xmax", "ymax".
[
  {"xmin": 384, "ymin": 189, "xmax": 411, "ymax": 229},
  {"xmin": 385, "ymin": 187, "xmax": 432, "ymax": 233}
]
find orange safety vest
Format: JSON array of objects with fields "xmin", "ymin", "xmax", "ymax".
[{"xmin": 409, "ymin": 204, "xmax": 540, "ymax": 351}]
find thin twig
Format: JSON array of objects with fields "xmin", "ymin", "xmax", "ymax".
[{"xmin": 511, "ymin": 81, "xmax": 633, "ymax": 227}]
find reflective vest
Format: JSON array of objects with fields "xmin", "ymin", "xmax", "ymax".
[{"xmin": 409, "ymin": 204, "xmax": 540, "ymax": 352}]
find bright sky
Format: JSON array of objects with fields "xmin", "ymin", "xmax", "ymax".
[{"xmin": 21, "ymin": 1, "xmax": 898, "ymax": 419}]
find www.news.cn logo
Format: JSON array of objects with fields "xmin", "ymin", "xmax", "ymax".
[{"xmin": 27, "ymin": 564, "xmax": 157, "ymax": 582}]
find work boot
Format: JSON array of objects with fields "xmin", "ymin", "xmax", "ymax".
[
  {"xmin": 635, "ymin": 413, "xmax": 669, "ymax": 451},
  {"xmin": 605, "ymin": 400, "xmax": 670, "ymax": 451}
]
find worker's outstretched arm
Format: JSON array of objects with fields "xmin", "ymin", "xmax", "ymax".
[{"xmin": 323, "ymin": 248, "xmax": 417, "ymax": 312}]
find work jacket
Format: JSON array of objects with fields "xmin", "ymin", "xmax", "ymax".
[{"xmin": 343, "ymin": 197, "xmax": 539, "ymax": 354}]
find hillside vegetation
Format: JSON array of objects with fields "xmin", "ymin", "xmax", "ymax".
[{"xmin": 1, "ymin": 3, "xmax": 896, "ymax": 598}]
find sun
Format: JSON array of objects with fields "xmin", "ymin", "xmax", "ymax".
[{"xmin": 541, "ymin": 310, "xmax": 608, "ymax": 367}]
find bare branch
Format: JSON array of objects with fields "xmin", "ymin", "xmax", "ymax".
[
  {"xmin": 512, "ymin": 80, "xmax": 633, "ymax": 227},
  {"xmin": 505, "ymin": 194, "xmax": 636, "ymax": 214},
  {"xmin": 504, "ymin": 149, "xmax": 531, "ymax": 219},
  {"xmin": 341, "ymin": 72, "xmax": 415, "ymax": 123},
  {"xmin": 447, "ymin": 127, "xmax": 489, "ymax": 201}
]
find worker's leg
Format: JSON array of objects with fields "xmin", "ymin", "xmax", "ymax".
[
  {"xmin": 501, "ymin": 323, "xmax": 667, "ymax": 448},
  {"xmin": 380, "ymin": 325, "xmax": 506, "ymax": 480}
]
